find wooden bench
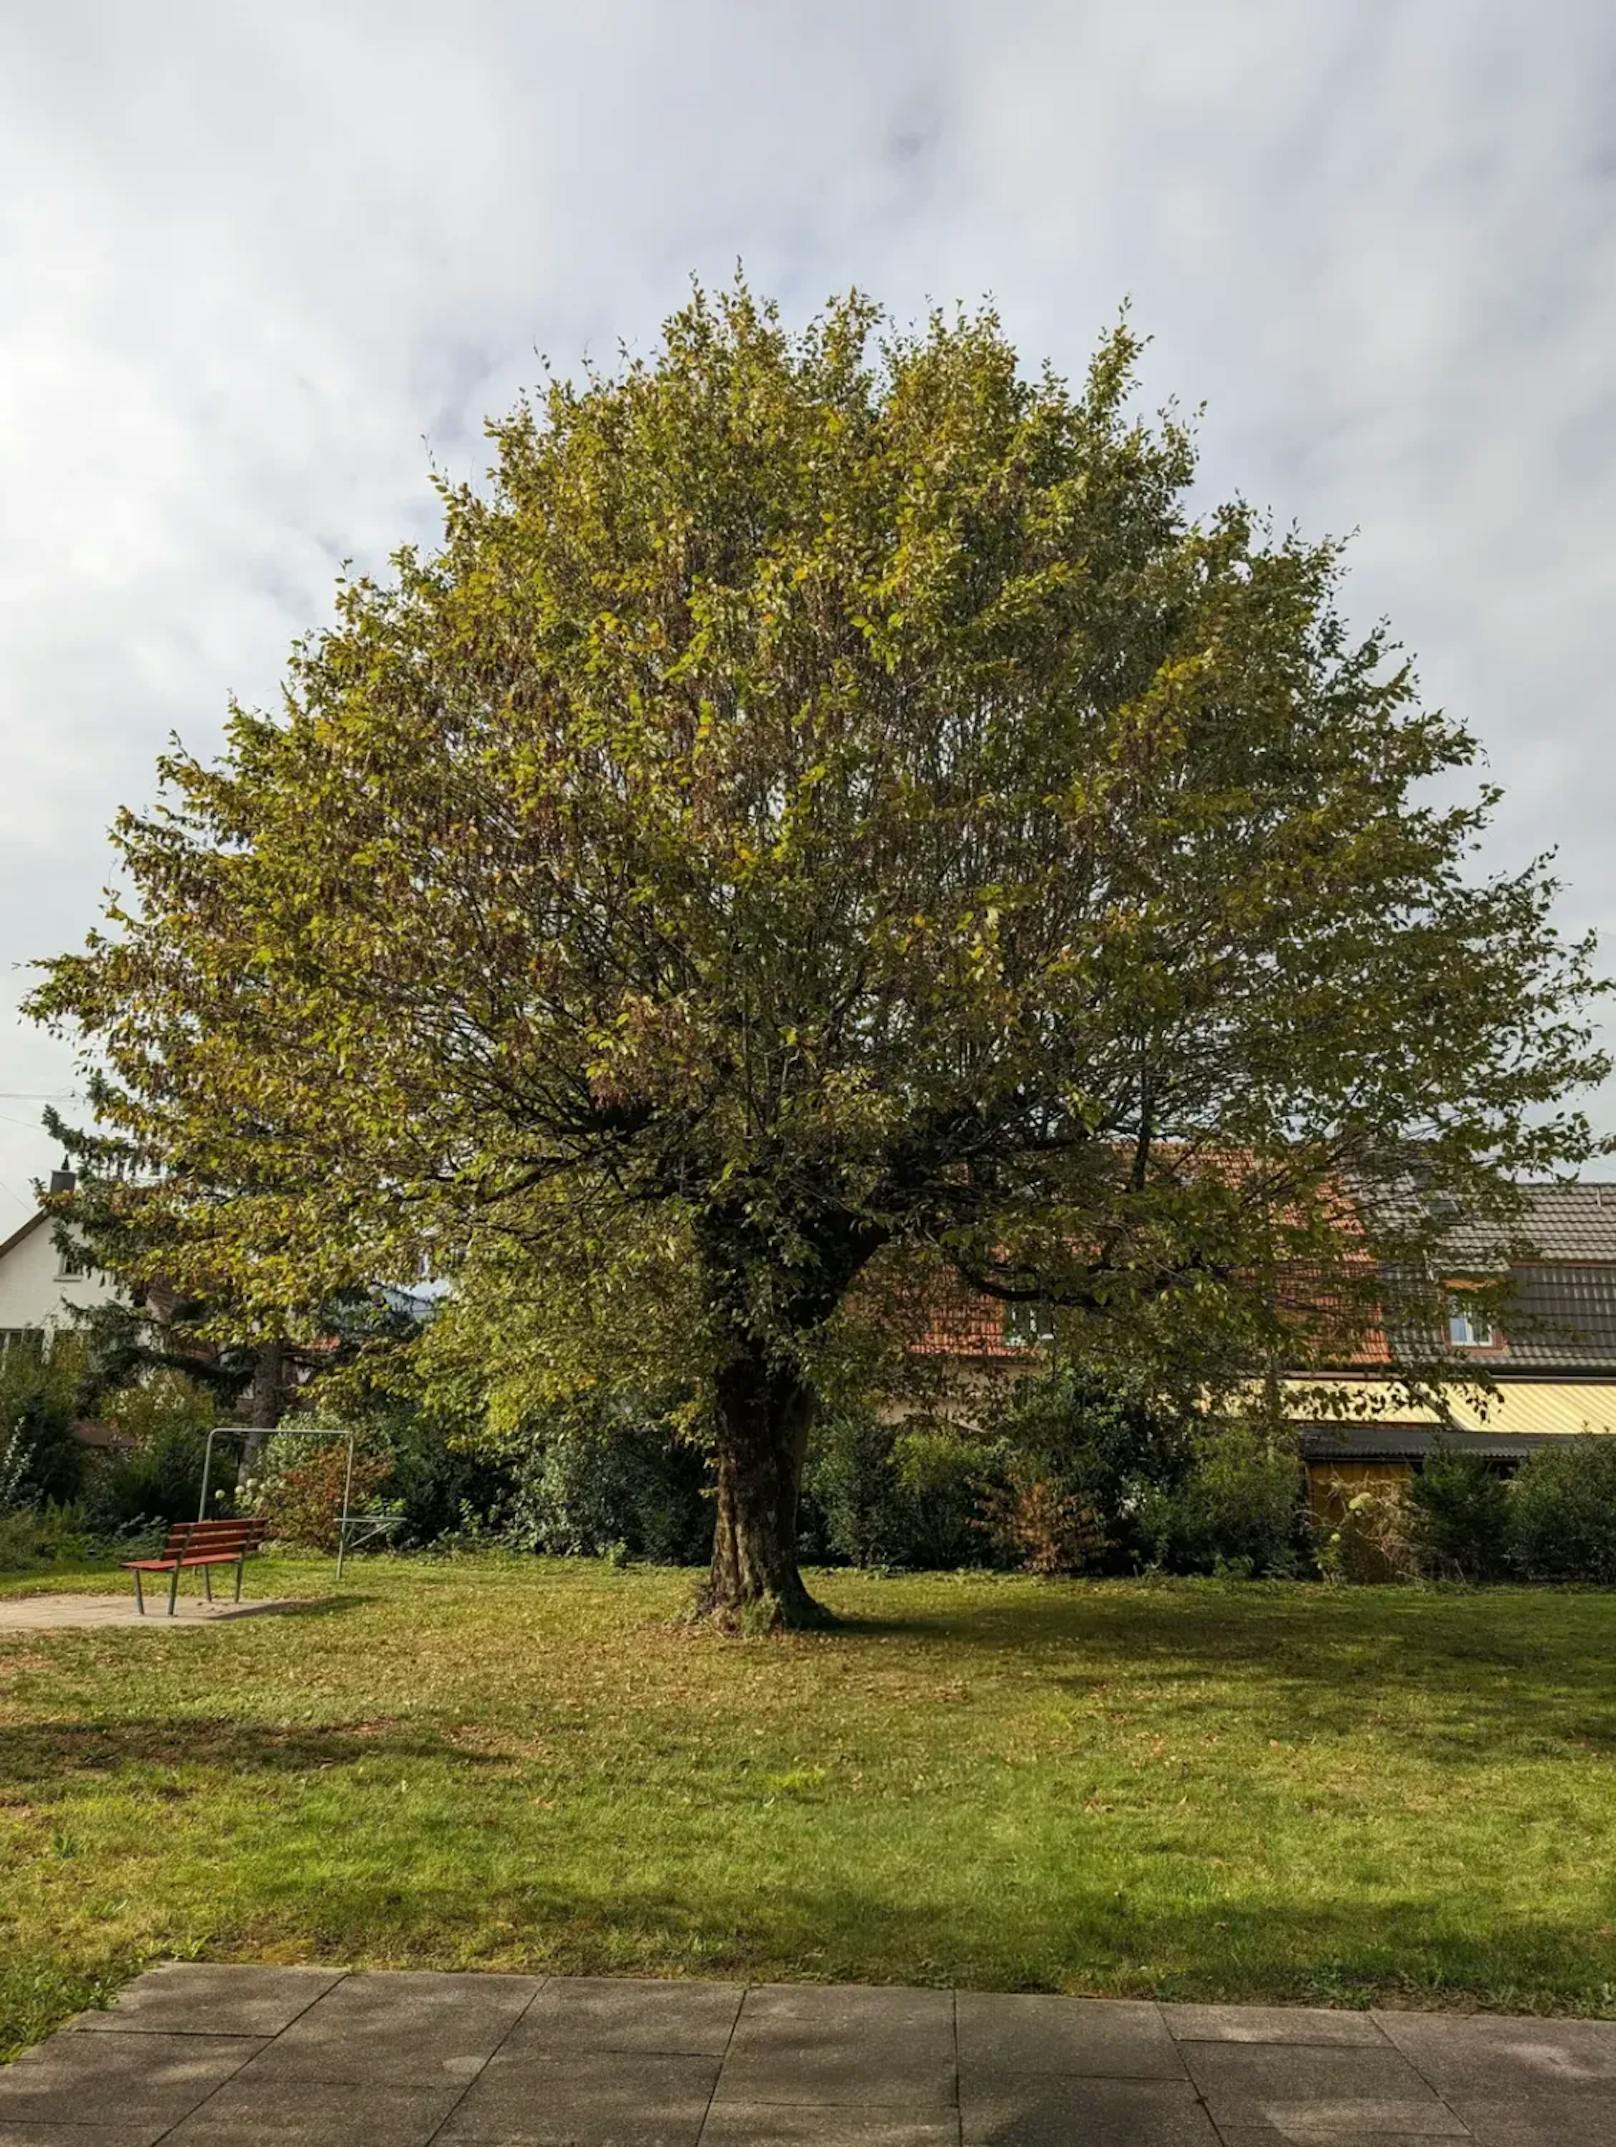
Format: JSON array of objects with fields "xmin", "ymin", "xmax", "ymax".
[{"xmin": 124, "ymin": 1519, "xmax": 269, "ymax": 1616}]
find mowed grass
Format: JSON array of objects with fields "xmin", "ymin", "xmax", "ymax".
[{"xmin": 1, "ymin": 1555, "xmax": 1614, "ymax": 2054}]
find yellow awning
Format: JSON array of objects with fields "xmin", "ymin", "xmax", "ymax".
[{"xmin": 1266, "ymin": 1377, "xmax": 1616, "ymax": 1438}]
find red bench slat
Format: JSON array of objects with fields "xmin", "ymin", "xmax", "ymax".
[
  {"xmin": 124, "ymin": 1552, "xmax": 255, "ymax": 1570},
  {"xmin": 161, "ymin": 1522, "xmax": 266, "ymax": 1537}
]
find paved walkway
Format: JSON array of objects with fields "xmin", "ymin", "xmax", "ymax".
[
  {"xmin": 0, "ymin": 1594, "xmax": 304, "ymax": 1632},
  {"xmin": 2, "ymin": 1965, "xmax": 1612, "ymax": 2145}
]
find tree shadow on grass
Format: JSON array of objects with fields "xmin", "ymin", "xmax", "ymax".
[
  {"xmin": 219, "ymin": 1592, "xmax": 371, "ymax": 1619},
  {"xmin": 2, "ymin": 1716, "xmax": 503, "ymax": 1778},
  {"xmin": 238, "ymin": 1866, "xmax": 1616, "ymax": 2015},
  {"xmin": 829, "ymin": 1586, "xmax": 1616, "ymax": 1753}
]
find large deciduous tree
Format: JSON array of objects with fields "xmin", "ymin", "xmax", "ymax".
[{"xmin": 32, "ymin": 285, "xmax": 1606, "ymax": 1623}]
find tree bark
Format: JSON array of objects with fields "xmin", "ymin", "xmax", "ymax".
[
  {"xmin": 241, "ymin": 1338, "xmax": 287, "ymax": 1471},
  {"xmin": 693, "ymin": 1351, "xmax": 832, "ymax": 1629}
]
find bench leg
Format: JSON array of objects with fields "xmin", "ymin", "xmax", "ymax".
[
  {"xmin": 202, "ymin": 1564, "xmax": 213, "ymax": 1603},
  {"xmin": 235, "ymin": 1554, "xmax": 244, "ymax": 1603},
  {"xmin": 168, "ymin": 1562, "xmax": 180, "ymax": 1616},
  {"xmin": 133, "ymin": 1569, "xmax": 144, "ymax": 1616}
]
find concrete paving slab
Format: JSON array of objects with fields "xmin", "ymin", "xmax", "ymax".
[
  {"xmin": 1178, "ymin": 2039, "xmax": 1465, "ymax": 2133},
  {"xmin": 1217, "ymin": 2134, "xmax": 1472, "ymax": 2146},
  {"xmin": 956, "ymin": 1991, "xmax": 1184, "ymax": 2078},
  {"xmin": 697, "ymin": 2107, "xmax": 959, "ymax": 2145},
  {"xmin": 74, "ymin": 1964, "xmax": 342, "ymax": 2038},
  {"xmin": 0, "ymin": 2123, "xmax": 174, "ymax": 2147},
  {"xmin": 1446, "ymin": 2092, "xmax": 1616, "ymax": 2145},
  {"xmin": 960, "ymin": 2071, "xmax": 1216, "ymax": 2145},
  {"xmin": 509, "ymin": 1976, "xmax": 742, "ymax": 2057},
  {"xmin": 11, "ymin": 1969, "xmax": 1610, "ymax": 2143},
  {"xmin": 715, "ymin": 1985, "xmax": 955, "ymax": 2110},
  {"xmin": 162, "ymin": 2077, "xmax": 461, "ymax": 2145},
  {"xmin": 0, "ymin": 1593, "xmax": 304, "ymax": 1632},
  {"xmin": 1207, "ymin": 2109, "xmax": 1470, "ymax": 2140},
  {"xmin": 439, "ymin": 2048, "xmax": 721, "ymax": 2144},
  {"xmin": 1376, "ymin": 2010, "xmax": 1616, "ymax": 2096},
  {"xmin": 1164, "ymin": 2002, "xmax": 1390, "ymax": 2046},
  {"xmin": 236, "ymin": 1970, "xmax": 543, "ymax": 2086},
  {"xmin": 0, "ymin": 2030, "xmax": 263, "ymax": 2127}
]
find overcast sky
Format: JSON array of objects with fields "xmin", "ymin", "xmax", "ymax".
[{"xmin": 2, "ymin": 1, "xmax": 1613, "ymax": 1229}]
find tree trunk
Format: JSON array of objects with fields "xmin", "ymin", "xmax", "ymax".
[
  {"xmin": 693, "ymin": 1353, "xmax": 832, "ymax": 1630},
  {"xmin": 241, "ymin": 1339, "xmax": 286, "ymax": 1471}
]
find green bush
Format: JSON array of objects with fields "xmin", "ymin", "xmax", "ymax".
[
  {"xmin": 504, "ymin": 1404, "xmax": 711, "ymax": 1563},
  {"xmin": 1137, "ymin": 1422, "xmax": 1307, "ymax": 1577},
  {"xmin": 0, "ymin": 1503, "xmax": 81, "ymax": 1570},
  {"xmin": 892, "ymin": 1426, "xmax": 1003, "ymax": 1567},
  {"xmin": 382, "ymin": 1407, "xmax": 518, "ymax": 1546},
  {"xmin": 801, "ymin": 1410, "xmax": 902, "ymax": 1566},
  {"xmin": 1407, "ymin": 1445, "xmax": 1511, "ymax": 1582},
  {"xmin": 985, "ymin": 1370, "xmax": 1196, "ymax": 1574},
  {"xmin": 0, "ymin": 1504, "xmax": 160, "ymax": 1572},
  {"xmin": 802, "ymin": 1411, "xmax": 1006, "ymax": 1569},
  {"xmin": 0, "ymin": 1333, "xmax": 91, "ymax": 1508},
  {"xmin": 806, "ymin": 1379, "xmax": 1204, "ymax": 1577},
  {"xmin": 81, "ymin": 1372, "xmax": 218, "ymax": 1529},
  {"xmin": 1510, "ymin": 1436, "xmax": 1616, "ymax": 1584}
]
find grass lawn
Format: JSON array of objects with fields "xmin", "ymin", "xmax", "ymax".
[{"xmin": 2, "ymin": 1553, "xmax": 1614, "ymax": 2055}]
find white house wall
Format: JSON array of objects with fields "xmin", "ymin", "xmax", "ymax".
[{"xmin": 0, "ymin": 1218, "xmax": 119, "ymax": 1338}]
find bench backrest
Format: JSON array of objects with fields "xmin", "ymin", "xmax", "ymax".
[{"xmin": 157, "ymin": 1518, "xmax": 269, "ymax": 1559}]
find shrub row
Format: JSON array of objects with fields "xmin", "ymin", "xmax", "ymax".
[
  {"xmin": 7, "ymin": 1337, "xmax": 1616, "ymax": 1587},
  {"xmin": 1319, "ymin": 1436, "xmax": 1616, "ymax": 1586},
  {"xmin": 480, "ymin": 1394, "xmax": 1616, "ymax": 1587}
]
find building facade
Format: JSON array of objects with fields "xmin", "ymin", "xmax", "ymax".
[
  {"xmin": 906, "ymin": 1179, "xmax": 1616, "ymax": 1492},
  {"xmin": 0, "ymin": 1194, "xmax": 119, "ymax": 1353}
]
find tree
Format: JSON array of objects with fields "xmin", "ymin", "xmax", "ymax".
[
  {"xmin": 39, "ymin": 1107, "xmax": 422, "ymax": 1462},
  {"xmin": 38, "ymin": 1107, "xmax": 269, "ymax": 1418},
  {"xmin": 31, "ymin": 283, "xmax": 1607, "ymax": 1624}
]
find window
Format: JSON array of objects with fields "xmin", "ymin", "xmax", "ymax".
[
  {"xmin": 56, "ymin": 1242, "xmax": 93, "ymax": 1281},
  {"xmin": 1447, "ymin": 1298, "xmax": 1494, "ymax": 1349},
  {"xmin": 0, "ymin": 1327, "xmax": 43, "ymax": 1357},
  {"xmin": 1003, "ymin": 1299, "xmax": 1055, "ymax": 1349}
]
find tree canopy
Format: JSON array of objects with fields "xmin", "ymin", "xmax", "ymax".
[{"xmin": 33, "ymin": 282, "xmax": 1607, "ymax": 1621}]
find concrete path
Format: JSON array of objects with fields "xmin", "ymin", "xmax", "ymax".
[
  {"xmin": 0, "ymin": 1594, "xmax": 305, "ymax": 1632},
  {"xmin": 2, "ymin": 1965, "xmax": 1612, "ymax": 2145}
]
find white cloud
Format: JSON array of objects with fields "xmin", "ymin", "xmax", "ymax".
[{"xmin": 2, "ymin": 0, "xmax": 1613, "ymax": 1225}]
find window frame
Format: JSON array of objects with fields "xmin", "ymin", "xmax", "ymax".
[
  {"xmin": 1002, "ymin": 1298, "xmax": 1056, "ymax": 1350},
  {"xmin": 1446, "ymin": 1295, "xmax": 1495, "ymax": 1350}
]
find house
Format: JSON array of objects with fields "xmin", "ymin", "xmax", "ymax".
[
  {"xmin": 1288, "ymin": 1180, "xmax": 1616, "ymax": 1504},
  {"xmin": 0, "ymin": 1168, "xmax": 120, "ymax": 1354},
  {"xmin": 903, "ymin": 1178, "xmax": 1616, "ymax": 1497}
]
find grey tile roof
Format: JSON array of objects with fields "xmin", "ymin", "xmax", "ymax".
[
  {"xmin": 1498, "ymin": 1263, "xmax": 1616, "ymax": 1368},
  {"xmin": 1511, "ymin": 1182, "xmax": 1616, "ymax": 1261},
  {"xmin": 1440, "ymin": 1187, "xmax": 1616, "ymax": 1367},
  {"xmin": 1423, "ymin": 1181, "xmax": 1616, "ymax": 1266},
  {"xmin": 1382, "ymin": 1262, "xmax": 1616, "ymax": 1371},
  {"xmin": 1351, "ymin": 1175, "xmax": 1616, "ymax": 1372},
  {"xmin": 1351, "ymin": 1170, "xmax": 1616, "ymax": 1267}
]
